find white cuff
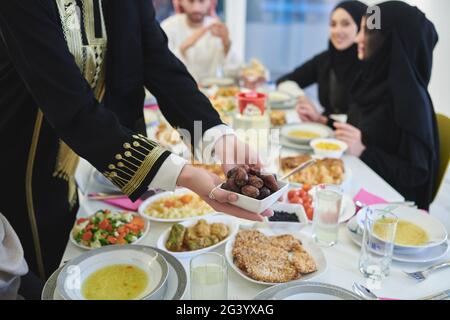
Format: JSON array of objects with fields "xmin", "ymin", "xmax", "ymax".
[
  {"xmin": 148, "ymin": 154, "xmax": 187, "ymax": 191},
  {"xmin": 196, "ymin": 124, "xmax": 235, "ymax": 163}
]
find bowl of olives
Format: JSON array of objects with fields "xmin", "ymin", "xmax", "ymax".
[{"xmin": 221, "ymin": 165, "xmax": 289, "ymax": 214}]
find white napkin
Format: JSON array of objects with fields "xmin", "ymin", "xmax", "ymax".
[{"xmin": 0, "ymin": 213, "xmax": 28, "ymax": 300}]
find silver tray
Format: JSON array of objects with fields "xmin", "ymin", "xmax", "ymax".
[
  {"xmin": 41, "ymin": 247, "xmax": 187, "ymax": 300},
  {"xmin": 253, "ymin": 281, "xmax": 362, "ymax": 300}
]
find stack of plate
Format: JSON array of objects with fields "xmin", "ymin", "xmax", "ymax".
[
  {"xmin": 42, "ymin": 246, "xmax": 187, "ymax": 300},
  {"xmin": 347, "ymin": 204, "xmax": 449, "ymax": 263},
  {"xmin": 280, "ymin": 123, "xmax": 333, "ymax": 151},
  {"xmin": 268, "ymin": 91, "xmax": 297, "ymax": 109}
]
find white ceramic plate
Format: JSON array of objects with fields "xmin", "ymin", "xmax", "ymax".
[
  {"xmin": 56, "ymin": 245, "xmax": 169, "ymax": 300},
  {"xmin": 139, "ymin": 188, "xmax": 215, "ymax": 223},
  {"xmin": 279, "ymin": 135, "xmax": 314, "ymax": 151},
  {"xmin": 253, "ymin": 282, "xmax": 362, "ymax": 300},
  {"xmin": 356, "ymin": 204, "xmax": 448, "ymax": 253},
  {"xmin": 157, "ymin": 215, "xmax": 238, "ymax": 260},
  {"xmin": 269, "ymin": 91, "xmax": 296, "ymax": 109},
  {"xmin": 346, "ymin": 216, "xmax": 450, "ymax": 263},
  {"xmin": 146, "ymin": 123, "xmax": 188, "ymax": 156},
  {"xmin": 42, "ymin": 247, "xmax": 187, "ymax": 300},
  {"xmin": 281, "ymin": 123, "xmax": 333, "ymax": 145},
  {"xmin": 225, "ymin": 229, "xmax": 327, "ymax": 286},
  {"xmin": 282, "ymin": 166, "xmax": 353, "ymax": 192},
  {"xmin": 70, "ymin": 211, "xmax": 150, "ymax": 250}
]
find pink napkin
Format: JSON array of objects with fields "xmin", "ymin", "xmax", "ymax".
[
  {"xmin": 102, "ymin": 197, "xmax": 143, "ymax": 212},
  {"xmin": 353, "ymin": 188, "xmax": 388, "ymax": 206}
]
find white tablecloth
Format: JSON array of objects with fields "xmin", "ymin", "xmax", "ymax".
[{"xmin": 63, "ymin": 156, "xmax": 450, "ymax": 300}]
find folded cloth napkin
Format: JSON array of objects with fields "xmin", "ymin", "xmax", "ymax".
[
  {"xmin": 353, "ymin": 188, "xmax": 388, "ymax": 206},
  {"xmin": 102, "ymin": 197, "xmax": 143, "ymax": 212},
  {"xmin": 0, "ymin": 213, "xmax": 28, "ymax": 300}
]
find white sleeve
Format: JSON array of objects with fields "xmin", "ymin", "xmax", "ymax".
[
  {"xmin": 148, "ymin": 154, "xmax": 187, "ymax": 191},
  {"xmin": 149, "ymin": 125, "xmax": 235, "ymax": 191}
]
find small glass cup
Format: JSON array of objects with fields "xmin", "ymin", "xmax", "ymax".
[
  {"xmin": 190, "ymin": 253, "xmax": 228, "ymax": 300},
  {"xmin": 312, "ymin": 184, "xmax": 343, "ymax": 247},
  {"xmin": 359, "ymin": 208, "xmax": 398, "ymax": 282}
]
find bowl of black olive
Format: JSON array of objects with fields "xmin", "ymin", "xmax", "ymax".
[{"xmin": 221, "ymin": 165, "xmax": 289, "ymax": 214}]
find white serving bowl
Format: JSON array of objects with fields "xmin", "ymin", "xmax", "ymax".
[
  {"xmin": 356, "ymin": 204, "xmax": 448, "ymax": 254},
  {"xmin": 138, "ymin": 188, "xmax": 214, "ymax": 223},
  {"xmin": 223, "ymin": 180, "xmax": 289, "ymax": 214},
  {"xmin": 310, "ymin": 138, "xmax": 348, "ymax": 159},
  {"xmin": 57, "ymin": 245, "xmax": 168, "ymax": 300},
  {"xmin": 157, "ymin": 215, "xmax": 238, "ymax": 259},
  {"xmin": 70, "ymin": 211, "xmax": 150, "ymax": 250}
]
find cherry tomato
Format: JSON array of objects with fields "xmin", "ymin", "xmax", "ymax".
[
  {"xmin": 304, "ymin": 196, "xmax": 312, "ymax": 206},
  {"xmin": 107, "ymin": 236, "xmax": 117, "ymax": 244},
  {"xmin": 288, "ymin": 190, "xmax": 299, "ymax": 201},
  {"xmin": 306, "ymin": 207, "xmax": 314, "ymax": 220},
  {"xmin": 289, "ymin": 195, "xmax": 303, "ymax": 205},
  {"xmin": 303, "ymin": 184, "xmax": 312, "ymax": 192},
  {"xmin": 76, "ymin": 218, "xmax": 89, "ymax": 225},
  {"xmin": 117, "ymin": 236, "xmax": 127, "ymax": 245},
  {"xmin": 82, "ymin": 231, "xmax": 93, "ymax": 241}
]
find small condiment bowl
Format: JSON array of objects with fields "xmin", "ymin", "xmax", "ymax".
[{"xmin": 310, "ymin": 138, "xmax": 348, "ymax": 159}]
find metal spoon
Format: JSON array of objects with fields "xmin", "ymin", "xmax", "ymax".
[
  {"xmin": 352, "ymin": 283, "xmax": 398, "ymax": 300},
  {"xmin": 280, "ymin": 158, "xmax": 317, "ymax": 181}
]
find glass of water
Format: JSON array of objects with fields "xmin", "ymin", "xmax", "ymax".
[
  {"xmin": 359, "ymin": 208, "xmax": 398, "ymax": 282},
  {"xmin": 312, "ymin": 184, "xmax": 343, "ymax": 247},
  {"xmin": 190, "ymin": 253, "xmax": 228, "ymax": 300}
]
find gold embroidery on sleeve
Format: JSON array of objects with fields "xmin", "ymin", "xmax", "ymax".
[{"xmin": 104, "ymin": 135, "xmax": 168, "ymax": 196}]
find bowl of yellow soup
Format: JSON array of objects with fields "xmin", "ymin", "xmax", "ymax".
[
  {"xmin": 281, "ymin": 123, "xmax": 333, "ymax": 145},
  {"xmin": 57, "ymin": 245, "xmax": 169, "ymax": 300},
  {"xmin": 356, "ymin": 204, "xmax": 448, "ymax": 254},
  {"xmin": 310, "ymin": 138, "xmax": 348, "ymax": 159}
]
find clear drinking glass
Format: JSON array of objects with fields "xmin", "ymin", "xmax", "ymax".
[
  {"xmin": 190, "ymin": 253, "xmax": 228, "ymax": 300},
  {"xmin": 359, "ymin": 208, "xmax": 398, "ymax": 282},
  {"xmin": 312, "ymin": 184, "xmax": 343, "ymax": 247}
]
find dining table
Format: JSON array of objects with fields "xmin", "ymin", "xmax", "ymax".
[{"xmin": 56, "ymin": 150, "xmax": 450, "ymax": 300}]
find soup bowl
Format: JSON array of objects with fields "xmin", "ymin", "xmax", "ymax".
[{"xmin": 56, "ymin": 245, "xmax": 168, "ymax": 300}]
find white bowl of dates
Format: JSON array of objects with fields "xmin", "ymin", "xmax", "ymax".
[{"xmin": 221, "ymin": 165, "xmax": 289, "ymax": 214}]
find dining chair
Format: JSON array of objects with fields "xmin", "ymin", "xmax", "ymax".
[{"xmin": 433, "ymin": 113, "xmax": 450, "ymax": 201}]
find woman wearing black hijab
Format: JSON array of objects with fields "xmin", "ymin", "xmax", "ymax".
[
  {"xmin": 335, "ymin": 1, "xmax": 440, "ymax": 210},
  {"xmin": 276, "ymin": 1, "xmax": 367, "ymax": 126}
]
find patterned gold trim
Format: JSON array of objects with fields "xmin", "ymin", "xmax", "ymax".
[
  {"xmin": 104, "ymin": 135, "xmax": 167, "ymax": 197},
  {"xmin": 54, "ymin": 0, "xmax": 107, "ymax": 202},
  {"xmin": 25, "ymin": 110, "xmax": 46, "ymax": 280}
]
